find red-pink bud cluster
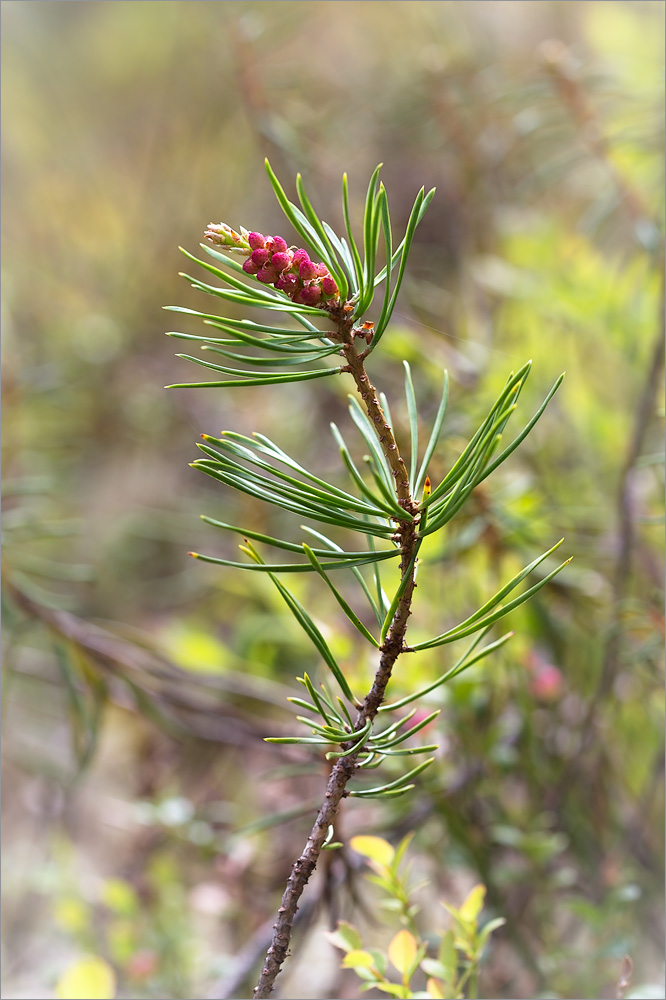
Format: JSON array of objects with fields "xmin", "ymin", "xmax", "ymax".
[
  {"xmin": 205, "ymin": 226, "xmax": 339, "ymax": 307},
  {"xmin": 241, "ymin": 235, "xmax": 339, "ymax": 305}
]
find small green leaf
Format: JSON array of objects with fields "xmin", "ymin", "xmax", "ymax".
[
  {"xmin": 342, "ymin": 950, "xmax": 377, "ymax": 970},
  {"xmin": 325, "ymin": 920, "xmax": 363, "ymax": 953},
  {"xmin": 349, "ymin": 835, "xmax": 396, "ymax": 871},
  {"xmin": 388, "ymin": 929, "xmax": 418, "ymax": 975},
  {"xmin": 459, "ymin": 884, "xmax": 486, "ymax": 923},
  {"xmin": 373, "ymin": 982, "xmax": 408, "ymax": 998},
  {"xmin": 478, "ymin": 916, "xmax": 507, "ymax": 949},
  {"xmin": 420, "ymin": 959, "xmax": 451, "ymax": 981},
  {"xmin": 438, "ymin": 929, "xmax": 457, "ymax": 980}
]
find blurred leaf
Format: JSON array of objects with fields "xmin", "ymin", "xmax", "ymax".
[
  {"xmin": 426, "ymin": 979, "xmax": 447, "ymax": 1000},
  {"xmin": 349, "ymin": 835, "xmax": 396, "ymax": 871},
  {"xmin": 100, "ymin": 878, "xmax": 139, "ymax": 917},
  {"xmin": 342, "ymin": 949, "xmax": 376, "ymax": 970},
  {"xmin": 55, "ymin": 956, "xmax": 116, "ymax": 1000},
  {"xmin": 388, "ymin": 928, "xmax": 418, "ymax": 975},
  {"xmin": 325, "ymin": 920, "xmax": 363, "ymax": 954},
  {"xmin": 459, "ymin": 883, "xmax": 486, "ymax": 923}
]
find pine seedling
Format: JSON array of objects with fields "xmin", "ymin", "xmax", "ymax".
[{"xmin": 165, "ymin": 162, "xmax": 567, "ymax": 997}]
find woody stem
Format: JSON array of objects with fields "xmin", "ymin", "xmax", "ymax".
[{"xmin": 253, "ymin": 330, "xmax": 420, "ymax": 998}]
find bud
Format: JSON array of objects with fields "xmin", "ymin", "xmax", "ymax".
[
  {"xmin": 269, "ymin": 236, "xmax": 288, "ymax": 254},
  {"xmin": 299, "ymin": 260, "xmax": 317, "ymax": 281},
  {"xmin": 204, "ymin": 223, "xmax": 250, "ymax": 252},
  {"xmin": 315, "ymin": 262, "xmax": 329, "ymax": 277},
  {"xmin": 256, "ymin": 265, "xmax": 278, "ymax": 284},
  {"xmin": 291, "ymin": 249, "xmax": 310, "ymax": 268},
  {"xmin": 321, "ymin": 276, "xmax": 338, "ymax": 298},
  {"xmin": 299, "ymin": 284, "xmax": 322, "ymax": 305},
  {"xmin": 250, "ymin": 248, "xmax": 270, "ymax": 266},
  {"xmin": 270, "ymin": 251, "xmax": 291, "ymax": 272},
  {"xmin": 243, "ymin": 258, "xmax": 260, "ymax": 275},
  {"xmin": 275, "ymin": 273, "xmax": 298, "ymax": 292},
  {"xmin": 248, "ymin": 232, "xmax": 267, "ymax": 250}
]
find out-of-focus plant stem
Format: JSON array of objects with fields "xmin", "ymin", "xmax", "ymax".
[{"xmin": 542, "ymin": 37, "xmax": 665, "ymax": 747}]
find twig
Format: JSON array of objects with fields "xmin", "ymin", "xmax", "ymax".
[
  {"xmin": 253, "ymin": 327, "xmax": 421, "ymax": 998},
  {"xmin": 616, "ymin": 954, "xmax": 633, "ymax": 1000},
  {"xmin": 208, "ymin": 895, "xmax": 320, "ymax": 1000}
]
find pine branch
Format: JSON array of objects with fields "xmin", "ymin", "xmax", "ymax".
[{"xmin": 166, "ymin": 163, "xmax": 566, "ymax": 999}]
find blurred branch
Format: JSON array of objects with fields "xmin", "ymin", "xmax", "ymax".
[
  {"xmin": 541, "ymin": 38, "xmax": 665, "ymax": 749},
  {"xmin": 615, "ymin": 954, "xmax": 633, "ymax": 1000},
  {"xmin": 208, "ymin": 895, "xmax": 319, "ymax": 1000},
  {"xmin": 3, "ymin": 577, "xmax": 291, "ymax": 747},
  {"xmin": 539, "ymin": 40, "xmax": 658, "ymax": 240},
  {"xmin": 598, "ymin": 286, "xmax": 665, "ymax": 703},
  {"xmin": 208, "ymin": 847, "xmax": 357, "ymax": 1000}
]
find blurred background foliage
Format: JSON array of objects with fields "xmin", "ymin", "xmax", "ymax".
[{"xmin": 1, "ymin": 2, "xmax": 664, "ymax": 998}]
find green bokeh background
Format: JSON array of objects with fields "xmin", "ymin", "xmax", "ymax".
[{"xmin": 2, "ymin": 2, "xmax": 664, "ymax": 998}]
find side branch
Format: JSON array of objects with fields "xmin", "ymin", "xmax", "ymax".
[{"xmin": 253, "ymin": 340, "xmax": 420, "ymax": 998}]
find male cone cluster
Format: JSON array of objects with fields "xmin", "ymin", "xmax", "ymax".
[{"xmin": 204, "ymin": 223, "xmax": 340, "ymax": 307}]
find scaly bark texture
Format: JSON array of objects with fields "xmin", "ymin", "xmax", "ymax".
[{"xmin": 253, "ymin": 323, "xmax": 421, "ymax": 998}]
